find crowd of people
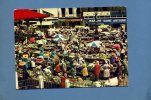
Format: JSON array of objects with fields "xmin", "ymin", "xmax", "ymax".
[{"xmin": 15, "ymin": 24, "xmax": 128, "ymax": 88}]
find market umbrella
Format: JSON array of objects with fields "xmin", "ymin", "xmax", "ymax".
[
  {"xmin": 53, "ymin": 37, "xmax": 67, "ymax": 42},
  {"xmin": 53, "ymin": 34, "xmax": 64, "ymax": 38},
  {"xmin": 14, "ymin": 9, "xmax": 49, "ymax": 20},
  {"xmin": 86, "ymin": 41, "xmax": 101, "ymax": 48},
  {"xmin": 113, "ymin": 44, "xmax": 121, "ymax": 49},
  {"xmin": 92, "ymin": 40, "xmax": 102, "ymax": 44}
]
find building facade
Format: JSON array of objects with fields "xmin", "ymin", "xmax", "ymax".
[{"xmin": 35, "ymin": 7, "xmax": 126, "ymax": 28}]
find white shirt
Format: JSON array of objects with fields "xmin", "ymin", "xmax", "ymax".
[
  {"xmin": 121, "ymin": 49, "xmax": 125, "ymax": 53},
  {"xmin": 31, "ymin": 61, "xmax": 36, "ymax": 68},
  {"xmin": 79, "ymin": 57, "xmax": 84, "ymax": 64},
  {"xmin": 65, "ymin": 79, "xmax": 70, "ymax": 88},
  {"xmin": 104, "ymin": 69, "xmax": 110, "ymax": 78},
  {"xmin": 39, "ymin": 75, "xmax": 44, "ymax": 88}
]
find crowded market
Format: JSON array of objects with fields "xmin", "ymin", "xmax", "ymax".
[{"xmin": 14, "ymin": 7, "xmax": 128, "ymax": 89}]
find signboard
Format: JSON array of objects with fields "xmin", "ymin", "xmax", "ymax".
[
  {"xmin": 84, "ymin": 18, "xmax": 126, "ymax": 24},
  {"xmin": 83, "ymin": 11, "xmax": 111, "ymax": 17}
]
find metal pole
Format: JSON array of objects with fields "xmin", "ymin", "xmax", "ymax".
[
  {"xmin": 40, "ymin": 19, "xmax": 42, "ymax": 30},
  {"xmin": 94, "ymin": 12, "xmax": 98, "ymax": 35}
]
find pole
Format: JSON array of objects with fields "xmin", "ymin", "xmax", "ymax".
[
  {"xmin": 94, "ymin": 12, "xmax": 99, "ymax": 40},
  {"xmin": 16, "ymin": 72, "xmax": 19, "ymax": 89},
  {"xmin": 40, "ymin": 18, "xmax": 42, "ymax": 30},
  {"xmin": 95, "ymin": 12, "xmax": 98, "ymax": 35}
]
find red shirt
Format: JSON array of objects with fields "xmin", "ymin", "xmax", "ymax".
[
  {"xmin": 55, "ymin": 64, "xmax": 61, "ymax": 73},
  {"xmin": 94, "ymin": 64, "xmax": 100, "ymax": 76},
  {"xmin": 60, "ymin": 77, "xmax": 66, "ymax": 88}
]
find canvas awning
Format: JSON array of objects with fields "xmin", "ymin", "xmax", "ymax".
[{"xmin": 14, "ymin": 9, "xmax": 49, "ymax": 20}]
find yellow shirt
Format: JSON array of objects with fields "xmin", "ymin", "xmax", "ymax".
[{"xmin": 82, "ymin": 67, "xmax": 88, "ymax": 76}]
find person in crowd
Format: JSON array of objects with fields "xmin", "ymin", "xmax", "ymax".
[
  {"xmin": 117, "ymin": 75, "xmax": 123, "ymax": 86},
  {"xmin": 30, "ymin": 59, "xmax": 36, "ymax": 69},
  {"xmin": 103, "ymin": 67, "xmax": 110, "ymax": 80},
  {"xmin": 94, "ymin": 61, "xmax": 101, "ymax": 81},
  {"xmin": 39, "ymin": 48, "xmax": 44, "ymax": 57},
  {"xmin": 110, "ymin": 51, "xmax": 117, "ymax": 64},
  {"xmin": 22, "ymin": 54, "xmax": 29, "ymax": 70},
  {"xmin": 65, "ymin": 78, "xmax": 70, "ymax": 88},
  {"xmin": 120, "ymin": 46, "xmax": 126, "ymax": 60},
  {"xmin": 82, "ymin": 63, "xmax": 88, "ymax": 79},
  {"xmin": 51, "ymin": 48, "xmax": 56, "ymax": 58},
  {"xmin": 54, "ymin": 63, "xmax": 61, "ymax": 75},
  {"xmin": 37, "ymin": 39, "xmax": 43, "ymax": 48},
  {"xmin": 60, "ymin": 76, "xmax": 66, "ymax": 88},
  {"xmin": 71, "ymin": 61, "xmax": 77, "ymax": 78}
]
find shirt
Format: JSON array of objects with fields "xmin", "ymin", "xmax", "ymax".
[
  {"xmin": 31, "ymin": 61, "xmax": 36, "ymax": 68},
  {"xmin": 104, "ymin": 69, "xmax": 110, "ymax": 78},
  {"xmin": 82, "ymin": 67, "xmax": 88, "ymax": 76},
  {"xmin": 55, "ymin": 64, "xmax": 61, "ymax": 73},
  {"xmin": 121, "ymin": 49, "xmax": 125, "ymax": 54}
]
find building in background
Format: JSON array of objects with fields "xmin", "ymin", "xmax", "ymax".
[
  {"xmin": 30, "ymin": 7, "xmax": 126, "ymax": 29},
  {"xmin": 81, "ymin": 7, "xmax": 126, "ymax": 29},
  {"xmin": 35, "ymin": 8, "xmax": 82, "ymax": 28}
]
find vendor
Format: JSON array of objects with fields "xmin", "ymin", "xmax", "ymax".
[
  {"xmin": 39, "ymin": 48, "xmax": 44, "ymax": 57},
  {"xmin": 94, "ymin": 61, "xmax": 101, "ymax": 81},
  {"xmin": 51, "ymin": 48, "xmax": 56, "ymax": 58},
  {"xmin": 82, "ymin": 63, "xmax": 88, "ymax": 79},
  {"xmin": 54, "ymin": 63, "xmax": 61, "ymax": 75}
]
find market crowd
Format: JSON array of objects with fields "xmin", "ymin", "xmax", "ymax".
[{"xmin": 15, "ymin": 24, "xmax": 128, "ymax": 88}]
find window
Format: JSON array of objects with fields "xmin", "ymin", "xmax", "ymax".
[
  {"xmin": 69, "ymin": 8, "xmax": 73, "ymax": 14},
  {"xmin": 102, "ymin": 7, "xmax": 108, "ymax": 11},
  {"xmin": 61, "ymin": 8, "xmax": 65, "ymax": 17},
  {"xmin": 77, "ymin": 8, "xmax": 80, "ymax": 14},
  {"xmin": 94, "ymin": 7, "xmax": 98, "ymax": 11},
  {"xmin": 88, "ymin": 8, "xmax": 90, "ymax": 11}
]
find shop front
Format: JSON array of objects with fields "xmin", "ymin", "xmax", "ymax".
[
  {"xmin": 84, "ymin": 18, "xmax": 127, "ymax": 28},
  {"xmin": 64, "ymin": 19, "xmax": 82, "ymax": 27}
]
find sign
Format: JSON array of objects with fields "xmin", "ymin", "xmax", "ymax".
[
  {"xmin": 83, "ymin": 11, "xmax": 111, "ymax": 17},
  {"xmin": 113, "ymin": 19, "xmax": 126, "ymax": 23},
  {"xmin": 84, "ymin": 18, "xmax": 126, "ymax": 24}
]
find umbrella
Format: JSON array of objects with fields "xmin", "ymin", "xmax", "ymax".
[
  {"xmin": 14, "ymin": 9, "xmax": 49, "ymax": 20},
  {"xmin": 53, "ymin": 37, "xmax": 66, "ymax": 42},
  {"xmin": 92, "ymin": 40, "xmax": 102, "ymax": 44},
  {"xmin": 87, "ymin": 41, "xmax": 101, "ymax": 48},
  {"xmin": 113, "ymin": 44, "xmax": 121, "ymax": 49},
  {"xmin": 53, "ymin": 34, "xmax": 64, "ymax": 38}
]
